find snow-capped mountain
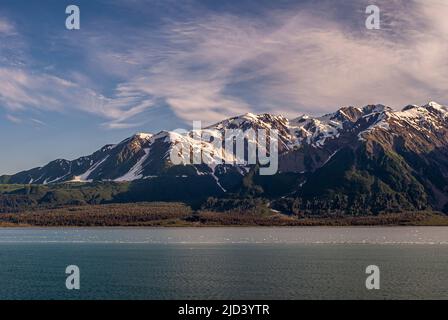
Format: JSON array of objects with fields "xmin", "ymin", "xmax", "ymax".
[
  {"xmin": 1, "ymin": 112, "xmax": 295, "ymax": 185},
  {"xmin": 2, "ymin": 101, "xmax": 448, "ymax": 212}
]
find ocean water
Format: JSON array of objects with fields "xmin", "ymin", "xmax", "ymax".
[{"xmin": 0, "ymin": 227, "xmax": 447, "ymax": 300}]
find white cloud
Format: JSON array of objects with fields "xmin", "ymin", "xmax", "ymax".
[
  {"xmin": 80, "ymin": 0, "xmax": 448, "ymax": 124},
  {"xmin": 2, "ymin": 0, "xmax": 448, "ymax": 129},
  {"xmin": 5, "ymin": 114, "xmax": 22, "ymax": 124},
  {"xmin": 30, "ymin": 118, "xmax": 46, "ymax": 126},
  {"xmin": 0, "ymin": 67, "xmax": 158, "ymax": 128},
  {"xmin": 0, "ymin": 18, "xmax": 15, "ymax": 35}
]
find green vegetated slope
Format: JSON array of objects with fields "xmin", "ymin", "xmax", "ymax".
[{"xmin": 1, "ymin": 103, "xmax": 448, "ymax": 225}]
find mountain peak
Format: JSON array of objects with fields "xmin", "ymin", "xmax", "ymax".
[
  {"xmin": 134, "ymin": 133, "xmax": 153, "ymax": 140},
  {"xmin": 4, "ymin": 102, "xmax": 448, "ymax": 191},
  {"xmin": 242, "ymin": 112, "xmax": 258, "ymax": 120},
  {"xmin": 402, "ymin": 104, "xmax": 419, "ymax": 111},
  {"xmin": 332, "ymin": 106, "xmax": 363, "ymax": 122},
  {"xmin": 425, "ymin": 101, "xmax": 443, "ymax": 108},
  {"xmin": 400, "ymin": 102, "xmax": 448, "ymax": 115},
  {"xmin": 362, "ymin": 104, "xmax": 391, "ymax": 114},
  {"xmin": 423, "ymin": 101, "xmax": 448, "ymax": 114}
]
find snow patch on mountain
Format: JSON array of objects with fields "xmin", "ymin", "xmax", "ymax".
[
  {"xmin": 135, "ymin": 133, "xmax": 153, "ymax": 140},
  {"xmin": 6, "ymin": 101, "xmax": 448, "ymax": 186},
  {"xmin": 71, "ymin": 155, "xmax": 110, "ymax": 183},
  {"xmin": 115, "ymin": 148, "xmax": 151, "ymax": 182},
  {"xmin": 289, "ymin": 114, "xmax": 343, "ymax": 147}
]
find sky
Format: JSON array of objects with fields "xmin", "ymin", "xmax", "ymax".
[{"xmin": 1, "ymin": 0, "xmax": 448, "ymax": 174}]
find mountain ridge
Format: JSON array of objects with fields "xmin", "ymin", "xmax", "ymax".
[
  {"xmin": 2, "ymin": 102, "xmax": 426, "ymax": 184},
  {"xmin": 2, "ymin": 101, "xmax": 448, "ymax": 214}
]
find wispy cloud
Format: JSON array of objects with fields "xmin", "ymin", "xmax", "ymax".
[
  {"xmin": 0, "ymin": 67, "xmax": 157, "ymax": 127},
  {"xmin": 2, "ymin": 0, "xmax": 448, "ymax": 130},
  {"xmin": 5, "ymin": 114, "xmax": 22, "ymax": 124},
  {"xmin": 0, "ymin": 18, "xmax": 15, "ymax": 35},
  {"xmin": 30, "ymin": 118, "xmax": 46, "ymax": 126},
  {"xmin": 79, "ymin": 0, "xmax": 448, "ymax": 124}
]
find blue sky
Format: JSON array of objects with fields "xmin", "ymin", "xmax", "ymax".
[{"xmin": 1, "ymin": 0, "xmax": 448, "ymax": 173}]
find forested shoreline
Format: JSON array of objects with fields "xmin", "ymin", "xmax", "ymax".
[{"xmin": 1, "ymin": 183, "xmax": 447, "ymax": 227}]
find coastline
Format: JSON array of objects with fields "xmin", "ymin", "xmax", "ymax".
[
  {"xmin": 1, "ymin": 226, "xmax": 447, "ymax": 246},
  {"xmin": 1, "ymin": 211, "xmax": 447, "ymax": 227}
]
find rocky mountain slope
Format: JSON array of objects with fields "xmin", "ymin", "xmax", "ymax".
[{"xmin": 2, "ymin": 101, "xmax": 448, "ymax": 214}]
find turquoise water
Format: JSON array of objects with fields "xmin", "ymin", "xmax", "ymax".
[{"xmin": 0, "ymin": 227, "xmax": 447, "ymax": 300}]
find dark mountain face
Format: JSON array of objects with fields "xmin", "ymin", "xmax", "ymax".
[
  {"xmin": 2, "ymin": 101, "xmax": 448, "ymax": 214},
  {"xmin": 288, "ymin": 102, "xmax": 448, "ymax": 213}
]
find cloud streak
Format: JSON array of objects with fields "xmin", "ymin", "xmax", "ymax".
[
  {"xmin": 0, "ymin": 18, "xmax": 15, "ymax": 35},
  {"xmin": 80, "ymin": 0, "xmax": 448, "ymax": 124},
  {"xmin": 5, "ymin": 114, "xmax": 21, "ymax": 124},
  {"xmin": 2, "ymin": 0, "xmax": 448, "ymax": 129}
]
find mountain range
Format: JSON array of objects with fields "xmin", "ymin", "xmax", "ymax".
[{"xmin": 2, "ymin": 101, "xmax": 448, "ymax": 215}]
